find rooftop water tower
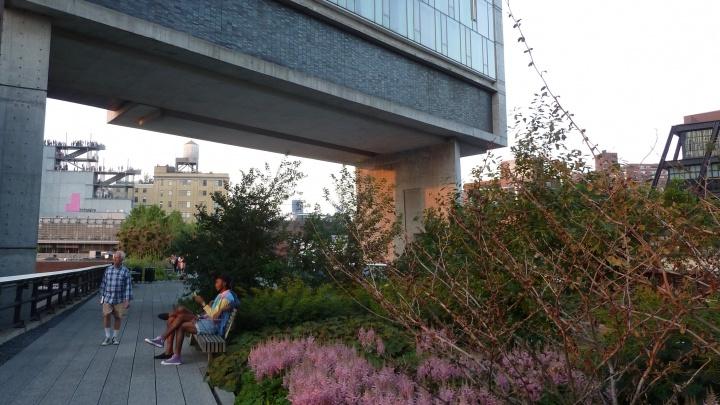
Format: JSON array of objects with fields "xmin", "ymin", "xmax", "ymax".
[{"xmin": 176, "ymin": 140, "xmax": 199, "ymax": 172}]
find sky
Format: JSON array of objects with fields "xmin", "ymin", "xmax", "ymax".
[{"xmin": 43, "ymin": 0, "xmax": 720, "ymax": 213}]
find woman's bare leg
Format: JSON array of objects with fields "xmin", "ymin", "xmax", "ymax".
[
  {"xmin": 161, "ymin": 312, "xmax": 195, "ymax": 340},
  {"xmin": 175, "ymin": 321, "xmax": 198, "ymax": 357}
]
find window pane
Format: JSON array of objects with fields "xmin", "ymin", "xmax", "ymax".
[
  {"xmin": 447, "ymin": 18, "xmax": 461, "ymax": 61},
  {"xmin": 389, "ymin": 0, "xmax": 407, "ymax": 36},
  {"xmin": 458, "ymin": 0, "xmax": 472, "ymax": 26},
  {"xmin": 470, "ymin": 30, "xmax": 482, "ymax": 71},
  {"xmin": 356, "ymin": 0, "xmax": 374, "ymax": 19},
  {"xmin": 486, "ymin": 36, "xmax": 495, "ymax": 77},
  {"xmin": 476, "ymin": 0, "xmax": 488, "ymax": 37},
  {"xmin": 419, "ymin": 2, "xmax": 436, "ymax": 50},
  {"xmin": 374, "ymin": 0, "xmax": 383, "ymax": 23},
  {"xmin": 487, "ymin": 1, "xmax": 494, "ymax": 41},
  {"xmin": 435, "ymin": 0, "xmax": 449, "ymax": 15}
]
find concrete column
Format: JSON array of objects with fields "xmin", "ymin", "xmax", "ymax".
[
  {"xmin": 358, "ymin": 140, "xmax": 461, "ymax": 253},
  {"xmin": 0, "ymin": 8, "xmax": 51, "ymax": 276}
]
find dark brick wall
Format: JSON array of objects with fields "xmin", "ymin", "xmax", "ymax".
[{"xmin": 85, "ymin": 0, "xmax": 493, "ymax": 131}]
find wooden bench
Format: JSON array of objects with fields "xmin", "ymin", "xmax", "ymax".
[{"xmin": 190, "ymin": 309, "xmax": 237, "ymax": 362}]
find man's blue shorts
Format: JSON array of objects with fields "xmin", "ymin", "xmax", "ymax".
[{"xmin": 195, "ymin": 318, "xmax": 218, "ymax": 335}]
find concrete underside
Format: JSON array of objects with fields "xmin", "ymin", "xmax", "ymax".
[
  {"xmin": 0, "ymin": 0, "xmax": 506, "ymax": 273},
  {"xmin": 11, "ymin": 0, "xmax": 503, "ymax": 164}
]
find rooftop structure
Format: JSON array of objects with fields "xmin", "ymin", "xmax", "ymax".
[{"xmin": 175, "ymin": 140, "xmax": 199, "ymax": 173}]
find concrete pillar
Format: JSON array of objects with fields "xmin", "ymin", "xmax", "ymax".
[
  {"xmin": 0, "ymin": 8, "xmax": 51, "ymax": 276},
  {"xmin": 358, "ymin": 140, "xmax": 461, "ymax": 253}
]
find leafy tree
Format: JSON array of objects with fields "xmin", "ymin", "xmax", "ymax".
[
  {"xmin": 285, "ymin": 212, "xmax": 359, "ymax": 286},
  {"xmin": 176, "ymin": 160, "xmax": 304, "ymax": 295},
  {"xmin": 118, "ymin": 205, "xmax": 190, "ymax": 258}
]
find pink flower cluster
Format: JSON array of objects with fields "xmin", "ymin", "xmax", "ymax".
[
  {"xmin": 416, "ymin": 328, "xmax": 452, "ymax": 354},
  {"xmin": 416, "ymin": 356, "xmax": 465, "ymax": 383},
  {"xmin": 357, "ymin": 327, "xmax": 385, "ymax": 355},
  {"xmin": 495, "ymin": 349, "xmax": 589, "ymax": 402},
  {"xmin": 247, "ymin": 337, "xmax": 315, "ymax": 379},
  {"xmin": 248, "ymin": 332, "xmax": 590, "ymax": 404},
  {"xmin": 248, "ymin": 336, "xmax": 505, "ymax": 404}
]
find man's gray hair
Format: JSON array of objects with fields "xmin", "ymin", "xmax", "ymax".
[{"xmin": 114, "ymin": 250, "xmax": 126, "ymax": 261}]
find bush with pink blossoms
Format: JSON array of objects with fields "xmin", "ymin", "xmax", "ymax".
[
  {"xmin": 358, "ymin": 327, "xmax": 386, "ymax": 355},
  {"xmin": 247, "ymin": 337, "xmax": 315, "ymax": 379},
  {"xmin": 248, "ymin": 336, "xmax": 500, "ymax": 405},
  {"xmin": 494, "ymin": 348, "xmax": 592, "ymax": 402},
  {"xmin": 416, "ymin": 356, "xmax": 465, "ymax": 383}
]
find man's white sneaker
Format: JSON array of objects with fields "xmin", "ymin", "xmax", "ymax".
[
  {"xmin": 101, "ymin": 337, "xmax": 112, "ymax": 346},
  {"xmin": 112, "ymin": 336, "xmax": 120, "ymax": 345}
]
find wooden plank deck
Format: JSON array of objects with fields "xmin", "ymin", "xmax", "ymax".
[{"xmin": 0, "ymin": 281, "xmax": 217, "ymax": 405}]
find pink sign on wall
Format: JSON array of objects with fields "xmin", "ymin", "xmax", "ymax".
[{"xmin": 64, "ymin": 193, "xmax": 81, "ymax": 212}]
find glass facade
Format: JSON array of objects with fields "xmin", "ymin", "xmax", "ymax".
[
  {"xmin": 326, "ymin": 0, "xmax": 498, "ymax": 78},
  {"xmin": 683, "ymin": 129, "xmax": 718, "ymax": 159},
  {"xmin": 669, "ymin": 165, "xmax": 701, "ymax": 180},
  {"xmin": 668, "ymin": 164, "xmax": 720, "ymax": 180}
]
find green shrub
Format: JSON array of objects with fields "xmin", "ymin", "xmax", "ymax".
[
  {"xmin": 234, "ymin": 280, "xmax": 379, "ymax": 331},
  {"xmin": 233, "ymin": 371, "xmax": 289, "ymax": 405},
  {"xmin": 124, "ymin": 255, "xmax": 173, "ymax": 281}
]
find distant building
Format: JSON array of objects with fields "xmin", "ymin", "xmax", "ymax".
[
  {"xmin": 133, "ymin": 165, "xmax": 228, "ymax": 221},
  {"xmin": 291, "ymin": 200, "xmax": 304, "ymax": 216},
  {"xmin": 463, "ymin": 159, "xmax": 517, "ymax": 195},
  {"xmin": 595, "ymin": 150, "xmax": 667, "ymax": 187},
  {"xmin": 594, "ymin": 151, "xmax": 619, "ymax": 172},
  {"xmin": 37, "ymin": 140, "xmax": 139, "ymax": 256},
  {"xmin": 653, "ymin": 110, "xmax": 720, "ymax": 194},
  {"xmin": 625, "ymin": 163, "xmax": 658, "ymax": 183},
  {"xmin": 132, "ymin": 142, "xmax": 229, "ymax": 222}
]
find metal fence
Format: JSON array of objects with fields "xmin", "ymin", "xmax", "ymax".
[{"xmin": 0, "ymin": 265, "xmax": 107, "ymax": 330}]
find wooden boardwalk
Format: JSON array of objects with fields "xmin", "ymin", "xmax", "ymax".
[{"xmin": 0, "ymin": 281, "xmax": 218, "ymax": 405}]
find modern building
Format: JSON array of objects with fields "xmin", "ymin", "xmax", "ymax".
[
  {"xmin": 652, "ymin": 110, "xmax": 720, "ymax": 194},
  {"xmin": 37, "ymin": 140, "xmax": 139, "ymax": 256},
  {"xmin": 1, "ymin": 0, "xmax": 506, "ymax": 275}
]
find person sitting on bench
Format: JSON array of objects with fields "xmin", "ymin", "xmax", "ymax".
[{"xmin": 144, "ymin": 274, "xmax": 237, "ymax": 365}]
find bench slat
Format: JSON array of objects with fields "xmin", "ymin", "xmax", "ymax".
[{"xmin": 191, "ymin": 308, "xmax": 237, "ymax": 355}]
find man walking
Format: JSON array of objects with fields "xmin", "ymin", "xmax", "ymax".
[{"xmin": 100, "ymin": 250, "xmax": 133, "ymax": 345}]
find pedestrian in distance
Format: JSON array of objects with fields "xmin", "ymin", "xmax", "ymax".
[{"xmin": 99, "ymin": 250, "xmax": 133, "ymax": 345}]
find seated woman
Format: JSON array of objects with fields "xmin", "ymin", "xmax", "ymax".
[{"xmin": 144, "ymin": 274, "xmax": 237, "ymax": 365}]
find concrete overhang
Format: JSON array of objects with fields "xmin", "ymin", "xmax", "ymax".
[{"xmin": 10, "ymin": 0, "xmax": 504, "ymax": 164}]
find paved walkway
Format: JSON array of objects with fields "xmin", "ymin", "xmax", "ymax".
[{"xmin": 0, "ymin": 281, "xmax": 217, "ymax": 405}]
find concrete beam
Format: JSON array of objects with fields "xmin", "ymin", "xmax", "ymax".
[
  {"xmin": 0, "ymin": 8, "xmax": 50, "ymax": 275},
  {"xmin": 12, "ymin": 0, "xmax": 503, "ymax": 158}
]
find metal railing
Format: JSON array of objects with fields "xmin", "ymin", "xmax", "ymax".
[{"xmin": 0, "ymin": 265, "xmax": 107, "ymax": 330}]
